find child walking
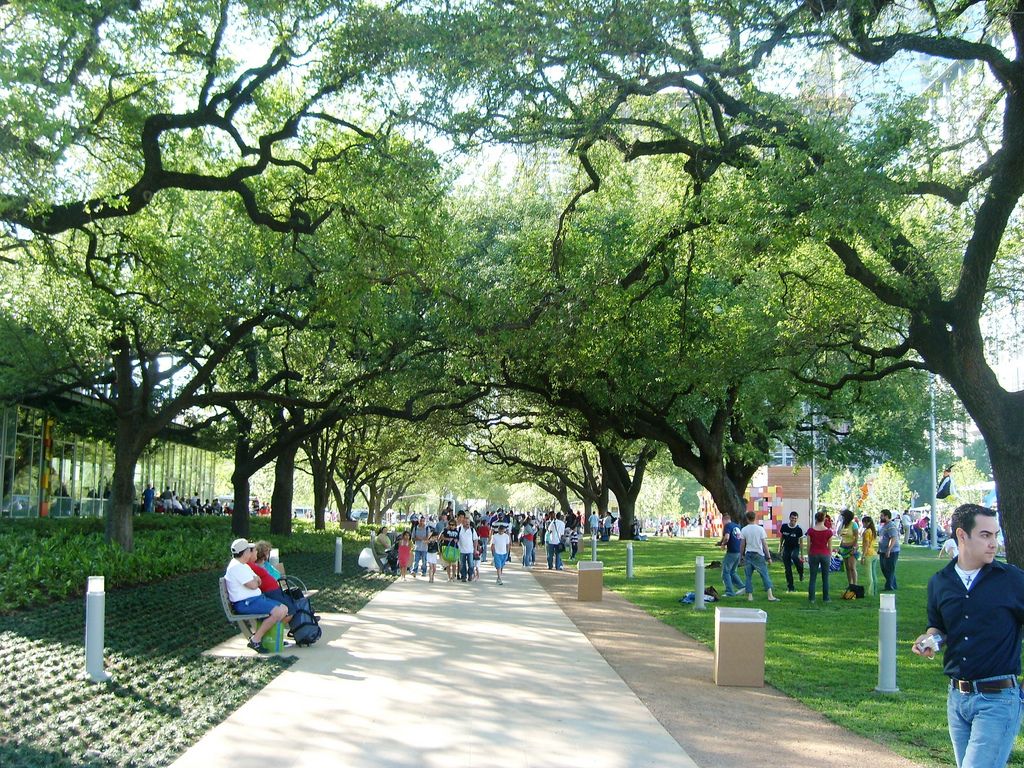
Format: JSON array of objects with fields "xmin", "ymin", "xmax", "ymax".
[
  {"xmin": 397, "ymin": 531, "xmax": 412, "ymax": 580},
  {"xmin": 426, "ymin": 531, "xmax": 439, "ymax": 583},
  {"xmin": 491, "ymin": 521, "xmax": 512, "ymax": 585}
]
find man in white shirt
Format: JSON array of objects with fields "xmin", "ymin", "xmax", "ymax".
[
  {"xmin": 491, "ymin": 521, "xmax": 512, "ymax": 585},
  {"xmin": 225, "ymin": 538, "xmax": 289, "ymax": 653},
  {"xmin": 545, "ymin": 512, "xmax": 567, "ymax": 570},
  {"xmin": 739, "ymin": 513, "xmax": 780, "ymax": 602},
  {"xmin": 457, "ymin": 514, "xmax": 479, "ymax": 582}
]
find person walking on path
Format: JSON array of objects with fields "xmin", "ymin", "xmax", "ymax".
[
  {"xmin": 441, "ymin": 518, "xmax": 460, "ymax": 581},
  {"xmin": 779, "ymin": 511, "xmax": 804, "ymax": 592},
  {"xmin": 545, "ymin": 512, "xmax": 566, "ymax": 570},
  {"xmin": 476, "ymin": 517, "xmax": 491, "ymax": 563},
  {"xmin": 396, "ymin": 532, "xmax": 412, "ymax": 580},
  {"xmin": 913, "ymin": 504, "xmax": 1024, "ymax": 768},
  {"xmin": 740, "ymin": 512, "xmax": 780, "ymax": 602},
  {"xmin": 878, "ymin": 509, "xmax": 901, "ymax": 591},
  {"xmin": 521, "ymin": 517, "xmax": 536, "ymax": 567},
  {"xmin": 491, "ymin": 521, "xmax": 511, "ymax": 585},
  {"xmin": 457, "ymin": 515, "xmax": 479, "ymax": 582},
  {"xmin": 806, "ymin": 511, "xmax": 833, "ymax": 603},
  {"xmin": 860, "ymin": 515, "xmax": 879, "ymax": 596},
  {"xmin": 412, "ymin": 517, "xmax": 429, "ymax": 578},
  {"xmin": 425, "ymin": 530, "xmax": 440, "ymax": 583},
  {"xmin": 716, "ymin": 512, "xmax": 745, "ymax": 597}
]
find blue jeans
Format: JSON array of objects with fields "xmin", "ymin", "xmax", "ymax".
[
  {"xmin": 459, "ymin": 552, "xmax": 473, "ymax": 581},
  {"xmin": 413, "ymin": 549, "xmax": 427, "ymax": 575},
  {"xmin": 523, "ymin": 540, "xmax": 535, "ymax": 566},
  {"xmin": 546, "ymin": 543, "xmax": 563, "ymax": 569},
  {"xmin": 947, "ymin": 681, "xmax": 1023, "ymax": 767},
  {"xmin": 479, "ymin": 537, "xmax": 488, "ymax": 562},
  {"xmin": 722, "ymin": 551, "xmax": 742, "ymax": 596},
  {"xmin": 808, "ymin": 554, "xmax": 830, "ymax": 601},
  {"xmin": 744, "ymin": 552, "xmax": 773, "ymax": 594},
  {"xmin": 880, "ymin": 550, "xmax": 899, "ymax": 590}
]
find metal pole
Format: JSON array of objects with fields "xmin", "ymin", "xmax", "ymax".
[
  {"xmin": 929, "ymin": 374, "xmax": 938, "ymax": 549},
  {"xmin": 84, "ymin": 576, "xmax": 111, "ymax": 683},
  {"xmin": 695, "ymin": 556, "xmax": 706, "ymax": 611},
  {"xmin": 591, "ymin": 533, "xmax": 598, "ymax": 562},
  {"xmin": 626, "ymin": 542, "xmax": 634, "ymax": 579},
  {"xmin": 876, "ymin": 593, "xmax": 899, "ymax": 693},
  {"xmin": 334, "ymin": 536, "xmax": 343, "ymax": 575}
]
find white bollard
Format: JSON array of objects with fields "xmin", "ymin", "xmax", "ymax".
[
  {"xmin": 591, "ymin": 534, "xmax": 598, "ymax": 562},
  {"xmin": 876, "ymin": 593, "xmax": 899, "ymax": 693},
  {"xmin": 269, "ymin": 547, "xmax": 280, "ymax": 566},
  {"xmin": 626, "ymin": 542, "xmax": 634, "ymax": 579},
  {"xmin": 334, "ymin": 537, "xmax": 344, "ymax": 574},
  {"xmin": 695, "ymin": 556, "xmax": 706, "ymax": 611},
  {"xmin": 84, "ymin": 576, "xmax": 112, "ymax": 683}
]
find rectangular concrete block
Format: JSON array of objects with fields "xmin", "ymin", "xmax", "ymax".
[
  {"xmin": 578, "ymin": 561, "xmax": 603, "ymax": 601},
  {"xmin": 713, "ymin": 607, "xmax": 767, "ymax": 687}
]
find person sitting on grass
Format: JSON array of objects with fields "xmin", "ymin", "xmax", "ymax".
[{"xmin": 225, "ymin": 538, "xmax": 289, "ymax": 654}]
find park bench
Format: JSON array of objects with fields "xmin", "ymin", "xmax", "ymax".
[{"xmin": 218, "ymin": 576, "xmax": 270, "ymax": 638}]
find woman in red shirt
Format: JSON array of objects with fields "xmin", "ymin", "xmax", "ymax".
[{"xmin": 806, "ymin": 510, "xmax": 834, "ymax": 603}]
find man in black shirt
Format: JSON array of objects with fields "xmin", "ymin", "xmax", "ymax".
[
  {"xmin": 913, "ymin": 504, "xmax": 1024, "ymax": 768},
  {"xmin": 779, "ymin": 511, "xmax": 805, "ymax": 592}
]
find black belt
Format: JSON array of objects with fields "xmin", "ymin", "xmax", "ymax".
[{"xmin": 951, "ymin": 677, "xmax": 1018, "ymax": 694}]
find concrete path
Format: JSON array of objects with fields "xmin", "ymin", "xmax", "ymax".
[
  {"xmin": 533, "ymin": 568, "xmax": 924, "ymax": 768},
  {"xmin": 174, "ymin": 566, "xmax": 699, "ymax": 768}
]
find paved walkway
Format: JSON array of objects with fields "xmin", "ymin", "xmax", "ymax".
[
  {"xmin": 176, "ymin": 566, "xmax": 698, "ymax": 768},
  {"xmin": 177, "ymin": 562, "xmax": 924, "ymax": 768}
]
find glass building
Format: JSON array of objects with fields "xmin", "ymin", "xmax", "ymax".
[{"xmin": 0, "ymin": 403, "xmax": 219, "ymax": 518}]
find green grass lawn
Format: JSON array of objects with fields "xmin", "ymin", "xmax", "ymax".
[
  {"xmin": 0, "ymin": 548, "xmax": 391, "ymax": 768},
  {"xmin": 590, "ymin": 537, "xmax": 1023, "ymax": 767}
]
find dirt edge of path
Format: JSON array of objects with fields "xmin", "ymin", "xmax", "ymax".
[{"xmin": 531, "ymin": 567, "xmax": 928, "ymax": 768}]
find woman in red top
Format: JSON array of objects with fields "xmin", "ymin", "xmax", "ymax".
[{"xmin": 806, "ymin": 511, "xmax": 834, "ymax": 603}]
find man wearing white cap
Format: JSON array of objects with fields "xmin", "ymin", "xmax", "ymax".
[{"xmin": 225, "ymin": 538, "xmax": 289, "ymax": 653}]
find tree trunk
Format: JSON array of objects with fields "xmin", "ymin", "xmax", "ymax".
[
  {"xmin": 106, "ymin": 427, "xmax": 142, "ymax": 551},
  {"xmin": 329, "ymin": 478, "xmax": 345, "ymax": 521},
  {"xmin": 988, "ymin": 442, "xmax": 1023, "ymax": 565},
  {"xmin": 599, "ymin": 446, "xmax": 654, "ymax": 541},
  {"xmin": 230, "ymin": 438, "xmax": 253, "ymax": 539},
  {"xmin": 312, "ymin": 476, "xmax": 329, "ymax": 531},
  {"xmin": 270, "ymin": 442, "xmax": 297, "ymax": 536}
]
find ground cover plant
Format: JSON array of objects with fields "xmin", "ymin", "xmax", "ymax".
[
  {"xmin": 0, "ymin": 515, "xmax": 371, "ymax": 612},
  {"xmin": 591, "ymin": 537, "xmax": 1024, "ymax": 767},
  {"xmin": 0, "ymin": 522, "xmax": 390, "ymax": 768}
]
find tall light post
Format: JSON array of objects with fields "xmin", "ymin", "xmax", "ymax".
[{"xmin": 929, "ymin": 374, "xmax": 938, "ymax": 549}]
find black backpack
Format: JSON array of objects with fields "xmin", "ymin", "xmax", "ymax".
[{"xmin": 288, "ymin": 595, "xmax": 322, "ymax": 646}]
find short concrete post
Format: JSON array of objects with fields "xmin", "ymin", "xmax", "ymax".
[
  {"xmin": 591, "ymin": 534, "xmax": 598, "ymax": 562},
  {"xmin": 695, "ymin": 556, "xmax": 706, "ymax": 611},
  {"xmin": 269, "ymin": 548, "xmax": 280, "ymax": 566},
  {"xmin": 876, "ymin": 593, "xmax": 899, "ymax": 693},
  {"xmin": 334, "ymin": 537, "xmax": 344, "ymax": 575},
  {"xmin": 84, "ymin": 576, "xmax": 111, "ymax": 683},
  {"xmin": 626, "ymin": 542, "xmax": 634, "ymax": 579}
]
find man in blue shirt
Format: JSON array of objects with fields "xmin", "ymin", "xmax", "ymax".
[
  {"xmin": 913, "ymin": 504, "xmax": 1024, "ymax": 768},
  {"xmin": 716, "ymin": 511, "xmax": 744, "ymax": 597}
]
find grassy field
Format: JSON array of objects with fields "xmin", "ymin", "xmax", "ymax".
[
  {"xmin": 0, "ymin": 542, "xmax": 390, "ymax": 768},
  {"xmin": 591, "ymin": 536, "xmax": 1023, "ymax": 767}
]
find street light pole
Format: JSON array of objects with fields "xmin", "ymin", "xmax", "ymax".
[{"xmin": 929, "ymin": 374, "xmax": 938, "ymax": 549}]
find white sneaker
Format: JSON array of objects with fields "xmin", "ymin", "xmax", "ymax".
[{"xmin": 734, "ymin": 588, "xmax": 746, "ymax": 596}]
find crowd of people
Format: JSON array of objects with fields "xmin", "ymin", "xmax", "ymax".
[
  {"xmin": 716, "ymin": 507, "xmax": 906, "ymax": 602},
  {"xmin": 368, "ymin": 505, "xmax": 597, "ymax": 583}
]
